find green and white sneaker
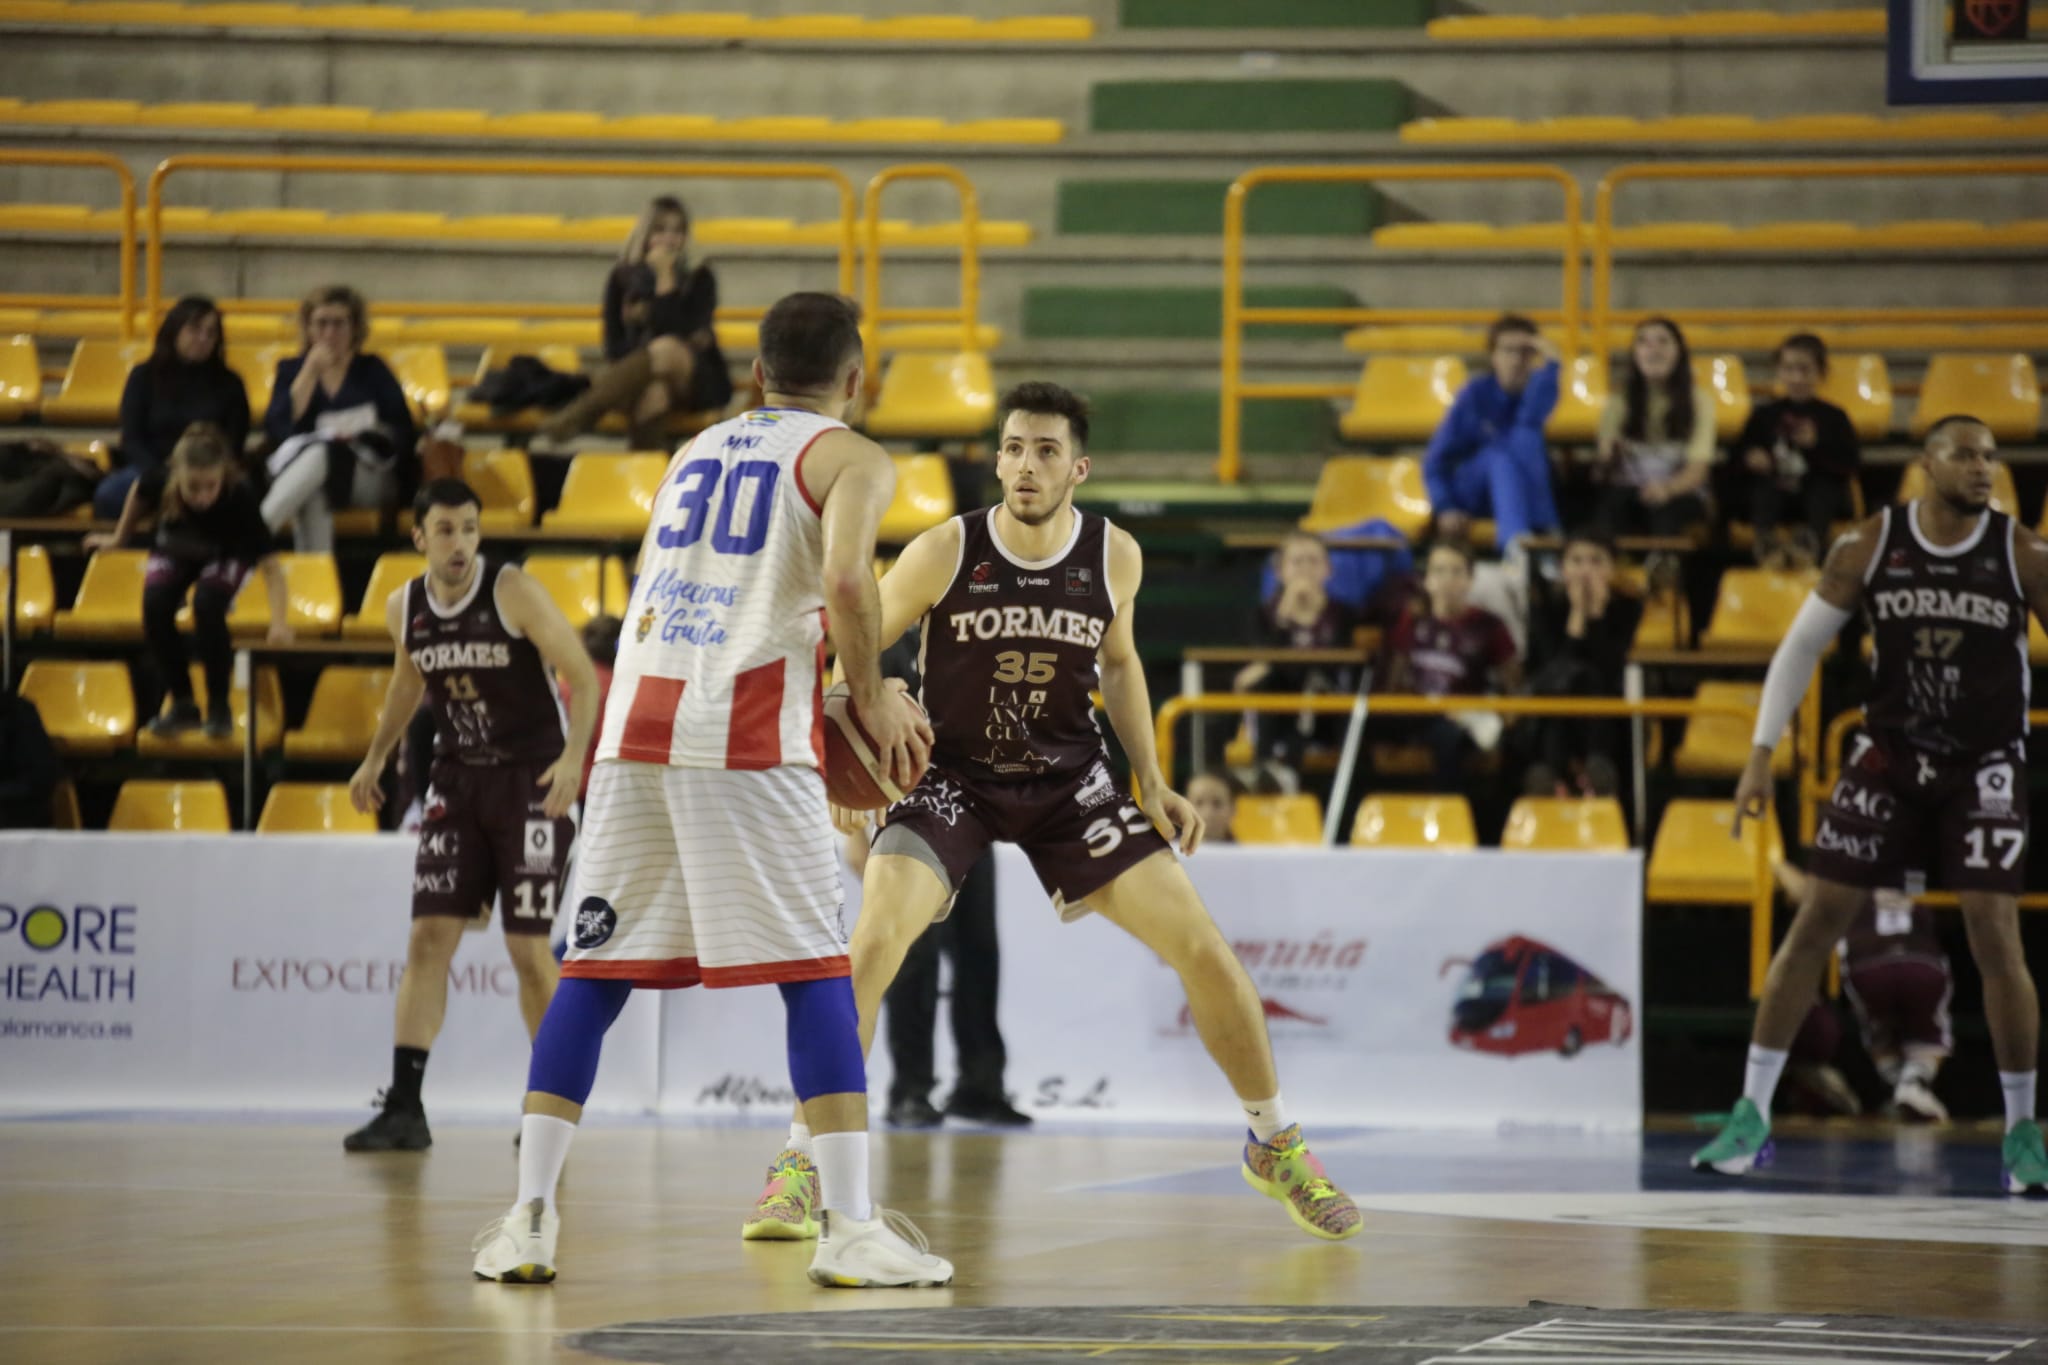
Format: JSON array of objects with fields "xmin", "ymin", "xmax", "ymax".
[
  {"xmin": 1691, "ymin": 1097, "xmax": 1774, "ymax": 1176},
  {"xmin": 2003, "ymin": 1119, "xmax": 2048, "ymax": 1197}
]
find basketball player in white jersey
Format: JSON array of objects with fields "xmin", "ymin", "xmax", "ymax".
[{"xmin": 471, "ymin": 293, "xmax": 953, "ymax": 1288}]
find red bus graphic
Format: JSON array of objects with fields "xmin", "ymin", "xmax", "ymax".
[{"xmin": 1446, "ymin": 935, "xmax": 1632, "ymax": 1057}]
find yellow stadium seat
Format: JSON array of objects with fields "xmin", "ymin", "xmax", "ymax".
[
  {"xmin": 522, "ymin": 555, "xmax": 607, "ymax": 629},
  {"xmin": 465, "ymin": 447, "xmax": 538, "ymax": 531},
  {"xmin": 257, "ymin": 782, "xmax": 377, "ymax": 834},
  {"xmin": 1693, "ymin": 354, "xmax": 1751, "ymax": 442},
  {"xmin": 878, "ymin": 455, "xmax": 957, "ymax": 544},
  {"xmin": 1300, "ymin": 456, "xmax": 1432, "ymax": 539},
  {"xmin": 283, "ymin": 665, "xmax": 392, "ymax": 763},
  {"xmin": 41, "ymin": 339, "xmax": 149, "ymax": 425},
  {"xmin": 1632, "ymin": 588, "xmax": 1692, "ymax": 651},
  {"xmin": 51, "ymin": 778, "xmax": 82, "ymax": 830},
  {"xmin": 602, "ymin": 555, "xmax": 631, "ymax": 616},
  {"xmin": 1501, "ymin": 797, "xmax": 1628, "ymax": 852},
  {"xmin": 864, "ymin": 352, "xmax": 996, "ymax": 440},
  {"xmin": 541, "ymin": 453, "xmax": 667, "ymax": 535},
  {"xmin": 1545, "ymin": 354, "xmax": 1610, "ymax": 443},
  {"xmin": 455, "ymin": 344, "xmax": 583, "ymax": 430},
  {"xmin": 382, "ymin": 343, "xmax": 451, "ymax": 418},
  {"xmin": 18, "ymin": 659, "xmax": 135, "ymax": 756},
  {"xmin": 3, "ymin": 544, "xmax": 56, "ymax": 635},
  {"xmin": 1895, "ymin": 459, "xmax": 2021, "ymax": 518},
  {"xmin": 1647, "ymin": 798, "xmax": 1783, "ymax": 904},
  {"xmin": 1816, "ymin": 353, "xmax": 1894, "ymax": 443},
  {"xmin": 108, "ymin": 779, "xmax": 232, "ymax": 833},
  {"xmin": 1338, "ymin": 356, "xmax": 1466, "ymax": 444},
  {"xmin": 136, "ymin": 664, "xmax": 285, "ymax": 758},
  {"xmin": 1231, "ymin": 793, "xmax": 1323, "ymax": 846},
  {"xmin": 1699, "ymin": 568, "xmax": 1820, "ymax": 652},
  {"xmin": 175, "ymin": 552, "xmax": 342, "ymax": 639},
  {"xmin": 1350, "ymin": 794, "xmax": 1477, "ymax": 850},
  {"xmin": 1672, "ymin": 681, "xmax": 1793, "ymax": 780},
  {"xmin": 226, "ymin": 342, "xmax": 293, "ymax": 416},
  {"xmin": 342, "ymin": 552, "xmax": 425, "ymax": 639},
  {"xmin": 1909, "ymin": 354, "xmax": 2042, "ymax": 442},
  {"xmin": 52, "ymin": 549, "xmax": 148, "ymax": 641},
  {"xmin": 0, "ymin": 334, "xmax": 40, "ymax": 421}
]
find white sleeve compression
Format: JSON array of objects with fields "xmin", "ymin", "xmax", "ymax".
[{"xmin": 1752, "ymin": 594, "xmax": 1853, "ymax": 749}]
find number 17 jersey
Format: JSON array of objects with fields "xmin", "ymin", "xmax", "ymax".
[{"xmin": 599, "ymin": 407, "xmax": 838, "ymax": 772}]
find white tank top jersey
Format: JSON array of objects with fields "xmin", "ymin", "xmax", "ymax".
[{"xmin": 598, "ymin": 406, "xmax": 839, "ymax": 771}]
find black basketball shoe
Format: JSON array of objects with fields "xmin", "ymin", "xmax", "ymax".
[
  {"xmin": 343, "ymin": 1091, "xmax": 432, "ymax": 1152},
  {"xmin": 944, "ymin": 1091, "xmax": 1033, "ymax": 1127}
]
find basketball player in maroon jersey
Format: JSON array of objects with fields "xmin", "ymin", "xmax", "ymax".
[
  {"xmin": 745, "ymin": 383, "xmax": 1360, "ymax": 1242},
  {"xmin": 1694, "ymin": 417, "xmax": 2048, "ymax": 1193},
  {"xmin": 342, "ymin": 478, "xmax": 600, "ymax": 1151}
]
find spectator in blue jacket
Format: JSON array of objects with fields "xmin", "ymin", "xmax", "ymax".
[{"xmin": 1422, "ymin": 314, "xmax": 1562, "ymax": 552}]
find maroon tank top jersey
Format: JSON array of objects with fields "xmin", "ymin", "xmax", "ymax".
[
  {"xmin": 920, "ymin": 508, "xmax": 1114, "ymax": 781},
  {"xmin": 403, "ymin": 558, "xmax": 566, "ymax": 767},
  {"xmin": 1863, "ymin": 503, "xmax": 2029, "ymax": 760}
]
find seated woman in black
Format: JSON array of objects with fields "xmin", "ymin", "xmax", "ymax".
[
  {"xmin": 96, "ymin": 294, "xmax": 250, "ymax": 519},
  {"xmin": 537, "ymin": 195, "xmax": 733, "ymax": 449}
]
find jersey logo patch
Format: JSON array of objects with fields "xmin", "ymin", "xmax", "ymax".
[
  {"xmin": 1977, "ymin": 762, "xmax": 2015, "ymax": 817},
  {"xmin": 1075, "ymin": 761, "xmax": 1117, "ymax": 811},
  {"xmin": 572, "ymin": 897, "xmax": 616, "ymax": 950},
  {"xmin": 636, "ymin": 606, "xmax": 656, "ymax": 642},
  {"xmin": 1066, "ymin": 566, "xmax": 1093, "ymax": 596},
  {"xmin": 968, "ymin": 561, "xmax": 999, "ymax": 594}
]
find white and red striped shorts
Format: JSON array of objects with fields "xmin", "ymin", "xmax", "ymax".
[{"xmin": 560, "ymin": 759, "xmax": 848, "ymax": 989}]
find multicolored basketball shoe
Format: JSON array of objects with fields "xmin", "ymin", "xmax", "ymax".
[
  {"xmin": 1240, "ymin": 1124, "xmax": 1361, "ymax": 1241},
  {"xmin": 741, "ymin": 1148, "xmax": 820, "ymax": 1241},
  {"xmin": 2003, "ymin": 1119, "xmax": 2048, "ymax": 1197},
  {"xmin": 1691, "ymin": 1097, "xmax": 1774, "ymax": 1176}
]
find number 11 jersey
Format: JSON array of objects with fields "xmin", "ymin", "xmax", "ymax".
[{"xmin": 600, "ymin": 407, "xmax": 837, "ymax": 772}]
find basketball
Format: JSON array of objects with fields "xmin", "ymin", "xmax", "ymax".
[{"xmin": 821, "ymin": 682, "xmax": 928, "ymax": 810}]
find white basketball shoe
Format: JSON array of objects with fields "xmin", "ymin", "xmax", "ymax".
[
  {"xmin": 472, "ymin": 1197, "xmax": 559, "ymax": 1284},
  {"xmin": 807, "ymin": 1207, "xmax": 953, "ymax": 1288}
]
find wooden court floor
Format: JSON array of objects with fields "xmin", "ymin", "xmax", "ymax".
[{"xmin": 1, "ymin": 1118, "xmax": 2044, "ymax": 1363}]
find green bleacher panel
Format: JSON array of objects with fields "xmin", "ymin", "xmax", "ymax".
[
  {"xmin": 1086, "ymin": 389, "xmax": 1331, "ymax": 456},
  {"xmin": 1055, "ymin": 180, "xmax": 1379, "ymax": 236},
  {"xmin": 1023, "ymin": 286, "xmax": 1359, "ymax": 340},
  {"xmin": 1090, "ymin": 79, "xmax": 1409, "ymax": 134},
  {"xmin": 1120, "ymin": 0, "xmax": 1430, "ymax": 27}
]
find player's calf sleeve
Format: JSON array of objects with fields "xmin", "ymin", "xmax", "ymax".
[
  {"xmin": 779, "ymin": 976, "xmax": 865, "ymax": 1101},
  {"xmin": 525, "ymin": 977, "xmax": 633, "ymax": 1106}
]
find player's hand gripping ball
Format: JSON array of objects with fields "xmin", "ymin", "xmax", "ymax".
[{"xmin": 822, "ymin": 681, "xmax": 930, "ymax": 810}]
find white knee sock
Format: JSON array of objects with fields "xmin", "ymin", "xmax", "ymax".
[
  {"xmin": 515, "ymin": 1114, "xmax": 577, "ymax": 1212},
  {"xmin": 788, "ymin": 1121, "xmax": 814, "ymax": 1158},
  {"xmin": 1241, "ymin": 1093, "xmax": 1289, "ymax": 1144},
  {"xmin": 2000, "ymin": 1071, "xmax": 2037, "ymax": 1133},
  {"xmin": 812, "ymin": 1131, "xmax": 872, "ymax": 1222},
  {"xmin": 1742, "ymin": 1045, "xmax": 1789, "ymax": 1112}
]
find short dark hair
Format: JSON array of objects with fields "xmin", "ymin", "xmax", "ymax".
[
  {"xmin": 1486, "ymin": 313, "xmax": 1540, "ymax": 351},
  {"xmin": 413, "ymin": 477, "xmax": 482, "ymax": 523},
  {"xmin": 1562, "ymin": 525, "xmax": 1616, "ymax": 559},
  {"xmin": 999, "ymin": 381, "xmax": 1090, "ymax": 449},
  {"xmin": 582, "ymin": 613, "xmax": 623, "ymax": 662},
  {"xmin": 758, "ymin": 292, "xmax": 863, "ymax": 392},
  {"xmin": 1774, "ymin": 332, "xmax": 1829, "ymax": 375},
  {"xmin": 1425, "ymin": 538, "xmax": 1475, "ymax": 570},
  {"xmin": 1925, "ymin": 413, "xmax": 1989, "ymax": 449}
]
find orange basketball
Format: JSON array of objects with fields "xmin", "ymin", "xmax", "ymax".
[{"xmin": 821, "ymin": 682, "xmax": 929, "ymax": 810}]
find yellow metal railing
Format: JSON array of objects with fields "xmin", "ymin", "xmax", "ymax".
[
  {"xmin": 142, "ymin": 152, "xmax": 860, "ymax": 332},
  {"xmin": 858, "ymin": 163, "xmax": 984, "ymax": 380},
  {"xmin": 1218, "ymin": 163, "xmax": 1582, "ymax": 483},
  {"xmin": 0, "ymin": 150, "xmax": 138, "ymax": 339}
]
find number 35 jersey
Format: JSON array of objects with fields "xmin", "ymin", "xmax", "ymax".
[
  {"xmin": 599, "ymin": 407, "xmax": 838, "ymax": 772},
  {"xmin": 920, "ymin": 506, "xmax": 1116, "ymax": 781}
]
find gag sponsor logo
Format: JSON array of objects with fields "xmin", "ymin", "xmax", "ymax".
[
  {"xmin": 418, "ymin": 829, "xmax": 459, "ymax": 861},
  {"xmin": 1815, "ymin": 819, "xmax": 1883, "ymax": 863},
  {"xmin": 231, "ymin": 958, "xmax": 519, "ymax": 996},
  {"xmin": 1828, "ymin": 780, "xmax": 1896, "ymax": 823},
  {"xmin": 0, "ymin": 902, "xmax": 137, "ymax": 1004}
]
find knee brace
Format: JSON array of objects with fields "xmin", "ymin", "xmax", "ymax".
[{"xmin": 779, "ymin": 976, "xmax": 865, "ymax": 1101}]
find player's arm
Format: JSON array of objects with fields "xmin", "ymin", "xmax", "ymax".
[
  {"xmin": 1732, "ymin": 514, "xmax": 1881, "ymax": 833},
  {"xmin": 495, "ymin": 565, "xmax": 599, "ymax": 820},
  {"xmin": 2012, "ymin": 525, "xmax": 2048, "ymax": 639},
  {"xmin": 827, "ymin": 519, "xmax": 963, "ymax": 687},
  {"xmin": 803, "ymin": 428, "xmax": 932, "ymax": 786},
  {"xmin": 1098, "ymin": 526, "xmax": 1203, "ymax": 855},
  {"xmin": 348, "ymin": 587, "xmax": 429, "ymax": 815}
]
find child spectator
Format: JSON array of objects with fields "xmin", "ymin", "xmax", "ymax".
[
  {"xmin": 262, "ymin": 285, "xmax": 417, "ymax": 552},
  {"xmin": 1595, "ymin": 317, "xmax": 1716, "ymax": 538},
  {"xmin": 1734, "ymin": 333, "xmax": 1860, "ymax": 566},
  {"xmin": 97, "ymin": 295, "xmax": 250, "ymax": 519},
  {"xmin": 89, "ymin": 423, "xmax": 291, "ymax": 738},
  {"xmin": 1423, "ymin": 314, "xmax": 1562, "ymax": 552},
  {"xmin": 1382, "ymin": 540, "xmax": 1519, "ymax": 788},
  {"xmin": 538, "ymin": 195, "xmax": 733, "ymax": 449},
  {"xmin": 1235, "ymin": 532, "xmax": 1363, "ymax": 767},
  {"xmin": 1519, "ymin": 528, "xmax": 1641, "ymax": 797},
  {"xmin": 1187, "ymin": 771, "xmax": 1241, "ymax": 844}
]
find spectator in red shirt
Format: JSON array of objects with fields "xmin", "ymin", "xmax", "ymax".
[
  {"xmin": 559, "ymin": 615, "xmax": 620, "ymax": 802},
  {"xmin": 1382, "ymin": 540, "xmax": 1520, "ymax": 787}
]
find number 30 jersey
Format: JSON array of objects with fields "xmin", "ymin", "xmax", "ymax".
[{"xmin": 599, "ymin": 407, "xmax": 838, "ymax": 772}]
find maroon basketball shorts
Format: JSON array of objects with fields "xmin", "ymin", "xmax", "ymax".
[
  {"xmin": 874, "ymin": 756, "xmax": 1171, "ymax": 921},
  {"xmin": 412, "ymin": 759, "xmax": 576, "ymax": 935},
  {"xmin": 1844, "ymin": 955, "xmax": 1954, "ymax": 1058},
  {"xmin": 1810, "ymin": 736, "xmax": 2028, "ymax": 896}
]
